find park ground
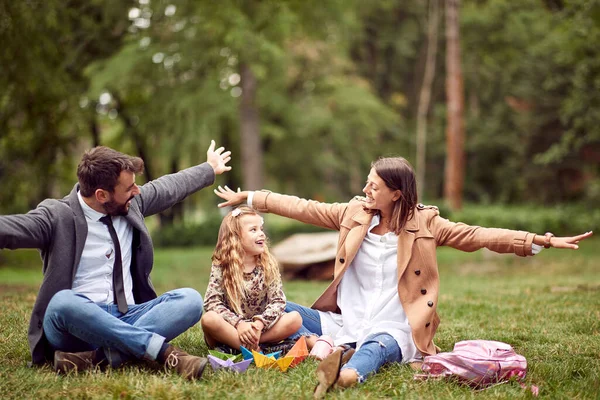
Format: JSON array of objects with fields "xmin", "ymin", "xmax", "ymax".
[{"xmin": 0, "ymin": 238, "xmax": 598, "ymax": 399}]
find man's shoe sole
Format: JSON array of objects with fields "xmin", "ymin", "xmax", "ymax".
[{"xmin": 191, "ymin": 357, "xmax": 208, "ymax": 380}]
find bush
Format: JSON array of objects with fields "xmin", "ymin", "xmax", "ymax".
[
  {"xmin": 263, "ymin": 218, "xmax": 329, "ymax": 243},
  {"xmin": 152, "ymin": 213, "xmax": 328, "ymax": 248},
  {"xmin": 152, "ymin": 213, "xmax": 223, "ymax": 248},
  {"xmin": 447, "ymin": 203, "xmax": 599, "ymax": 235}
]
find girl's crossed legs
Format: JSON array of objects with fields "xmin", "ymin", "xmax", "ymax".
[{"xmin": 201, "ymin": 310, "xmax": 301, "ymax": 350}]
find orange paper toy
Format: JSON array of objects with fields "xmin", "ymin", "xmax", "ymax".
[{"xmin": 286, "ymin": 336, "xmax": 309, "ymax": 368}]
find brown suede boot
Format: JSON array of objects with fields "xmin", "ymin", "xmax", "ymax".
[
  {"xmin": 54, "ymin": 350, "xmax": 98, "ymax": 374},
  {"xmin": 162, "ymin": 345, "xmax": 208, "ymax": 380},
  {"xmin": 313, "ymin": 348, "xmax": 343, "ymax": 399}
]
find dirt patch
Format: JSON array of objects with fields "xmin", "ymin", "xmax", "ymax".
[
  {"xmin": 550, "ymin": 284, "xmax": 600, "ymax": 293},
  {"xmin": 0, "ymin": 284, "xmax": 38, "ymax": 296},
  {"xmin": 450, "ymin": 261, "xmax": 502, "ymax": 275}
]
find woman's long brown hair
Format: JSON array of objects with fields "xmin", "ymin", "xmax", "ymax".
[{"xmin": 371, "ymin": 157, "xmax": 418, "ymax": 235}]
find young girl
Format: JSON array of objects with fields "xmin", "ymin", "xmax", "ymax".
[{"xmin": 201, "ymin": 206, "xmax": 302, "ymax": 352}]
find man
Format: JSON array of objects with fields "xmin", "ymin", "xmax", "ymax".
[{"xmin": 0, "ymin": 140, "xmax": 231, "ymax": 379}]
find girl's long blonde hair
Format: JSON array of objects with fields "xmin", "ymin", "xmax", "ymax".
[{"xmin": 211, "ymin": 206, "xmax": 281, "ymax": 315}]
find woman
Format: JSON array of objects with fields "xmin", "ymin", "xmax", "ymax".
[{"xmin": 214, "ymin": 157, "xmax": 592, "ymax": 397}]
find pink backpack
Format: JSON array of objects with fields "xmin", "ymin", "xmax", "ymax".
[{"xmin": 415, "ymin": 340, "xmax": 530, "ymax": 389}]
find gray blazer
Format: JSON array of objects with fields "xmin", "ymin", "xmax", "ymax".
[{"xmin": 0, "ymin": 163, "xmax": 216, "ymax": 365}]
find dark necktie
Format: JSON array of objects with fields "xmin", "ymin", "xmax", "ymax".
[{"xmin": 99, "ymin": 215, "xmax": 128, "ymax": 313}]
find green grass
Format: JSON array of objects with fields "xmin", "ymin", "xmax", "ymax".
[{"xmin": 0, "ymin": 238, "xmax": 599, "ymax": 399}]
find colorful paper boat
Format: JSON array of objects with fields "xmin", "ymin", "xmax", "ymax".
[
  {"xmin": 252, "ymin": 350, "xmax": 295, "ymax": 372},
  {"xmin": 240, "ymin": 346, "xmax": 281, "ymax": 362},
  {"xmin": 240, "ymin": 346, "xmax": 254, "ymax": 361},
  {"xmin": 208, "ymin": 355, "xmax": 253, "ymax": 373},
  {"xmin": 208, "ymin": 349, "xmax": 243, "ymax": 363},
  {"xmin": 285, "ymin": 336, "xmax": 309, "ymax": 367}
]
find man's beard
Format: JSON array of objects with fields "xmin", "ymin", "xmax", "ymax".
[{"xmin": 103, "ymin": 197, "xmax": 133, "ymax": 216}]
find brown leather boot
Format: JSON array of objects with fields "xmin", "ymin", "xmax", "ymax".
[
  {"xmin": 54, "ymin": 350, "xmax": 98, "ymax": 374},
  {"xmin": 162, "ymin": 345, "xmax": 208, "ymax": 380}
]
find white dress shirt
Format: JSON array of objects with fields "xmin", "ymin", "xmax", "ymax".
[{"xmin": 73, "ymin": 191, "xmax": 135, "ymax": 306}]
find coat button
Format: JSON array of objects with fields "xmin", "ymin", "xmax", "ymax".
[
  {"xmin": 421, "ymin": 288, "xmax": 427, "ymax": 295},
  {"xmin": 415, "ymin": 270, "xmax": 421, "ymax": 276},
  {"xmin": 339, "ymin": 258, "xmax": 345, "ymax": 264},
  {"xmin": 38, "ymin": 320, "xmax": 43, "ymax": 328},
  {"xmin": 425, "ymin": 322, "xmax": 431, "ymax": 328},
  {"xmin": 428, "ymin": 301, "xmax": 434, "ymax": 307}
]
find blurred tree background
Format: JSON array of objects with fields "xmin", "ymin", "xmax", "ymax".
[{"xmin": 1, "ymin": 0, "xmax": 599, "ymax": 243}]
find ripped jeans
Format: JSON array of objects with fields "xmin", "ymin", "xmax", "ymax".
[
  {"xmin": 285, "ymin": 302, "xmax": 403, "ymax": 383},
  {"xmin": 342, "ymin": 332, "xmax": 403, "ymax": 383}
]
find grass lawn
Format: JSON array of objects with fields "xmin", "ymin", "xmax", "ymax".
[{"xmin": 0, "ymin": 238, "xmax": 598, "ymax": 399}]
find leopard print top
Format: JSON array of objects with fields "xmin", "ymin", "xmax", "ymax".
[{"xmin": 204, "ymin": 264, "xmax": 286, "ymax": 332}]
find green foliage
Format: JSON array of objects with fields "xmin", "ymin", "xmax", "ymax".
[
  {"xmin": 458, "ymin": 0, "xmax": 600, "ymax": 204},
  {"xmin": 0, "ymin": 0, "xmax": 133, "ymax": 213},
  {"xmin": 2, "ymin": 0, "xmax": 600, "ymax": 220}
]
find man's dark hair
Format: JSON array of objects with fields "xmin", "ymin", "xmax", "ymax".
[{"xmin": 77, "ymin": 146, "xmax": 144, "ymax": 197}]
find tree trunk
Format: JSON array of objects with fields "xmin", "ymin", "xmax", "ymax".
[
  {"xmin": 112, "ymin": 92, "xmax": 154, "ymax": 183},
  {"xmin": 444, "ymin": 0, "xmax": 465, "ymax": 210},
  {"xmin": 239, "ymin": 62, "xmax": 264, "ymax": 190},
  {"xmin": 89, "ymin": 108, "xmax": 100, "ymax": 147},
  {"xmin": 416, "ymin": 0, "xmax": 440, "ymax": 202},
  {"xmin": 220, "ymin": 116, "xmax": 237, "ymax": 190}
]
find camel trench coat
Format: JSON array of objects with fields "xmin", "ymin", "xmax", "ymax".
[{"xmin": 252, "ymin": 191, "xmax": 535, "ymax": 356}]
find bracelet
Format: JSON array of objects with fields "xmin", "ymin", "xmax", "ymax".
[{"xmin": 543, "ymin": 232, "xmax": 554, "ymax": 249}]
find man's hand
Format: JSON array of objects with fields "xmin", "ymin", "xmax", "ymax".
[
  {"xmin": 237, "ymin": 321, "xmax": 259, "ymax": 349},
  {"xmin": 206, "ymin": 140, "xmax": 232, "ymax": 175},
  {"xmin": 214, "ymin": 185, "xmax": 249, "ymax": 208}
]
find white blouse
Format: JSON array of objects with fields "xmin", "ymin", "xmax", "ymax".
[{"xmin": 318, "ymin": 214, "xmax": 421, "ymax": 362}]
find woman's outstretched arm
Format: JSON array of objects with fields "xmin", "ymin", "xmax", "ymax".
[{"xmin": 214, "ymin": 185, "xmax": 349, "ymax": 231}]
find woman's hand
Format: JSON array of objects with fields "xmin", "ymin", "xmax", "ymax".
[
  {"xmin": 547, "ymin": 231, "xmax": 593, "ymax": 250},
  {"xmin": 214, "ymin": 185, "xmax": 249, "ymax": 208},
  {"xmin": 237, "ymin": 321, "xmax": 259, "ymax": 349}
]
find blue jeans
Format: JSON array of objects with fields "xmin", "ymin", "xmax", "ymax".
[
  {"xmin": 43, "ymin": 288, "xmax": 203, "ymax": 367},
  {"xmin": 342, "ymin": 333, "xmax": 403, "ymax": 383},
  {"xmin": 285, "ymin": 301, "xmax": 322, "ymax": 337},
  {"xmin": 285, "ymin": 302, "xmax": 402, "ymax": 383}
]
